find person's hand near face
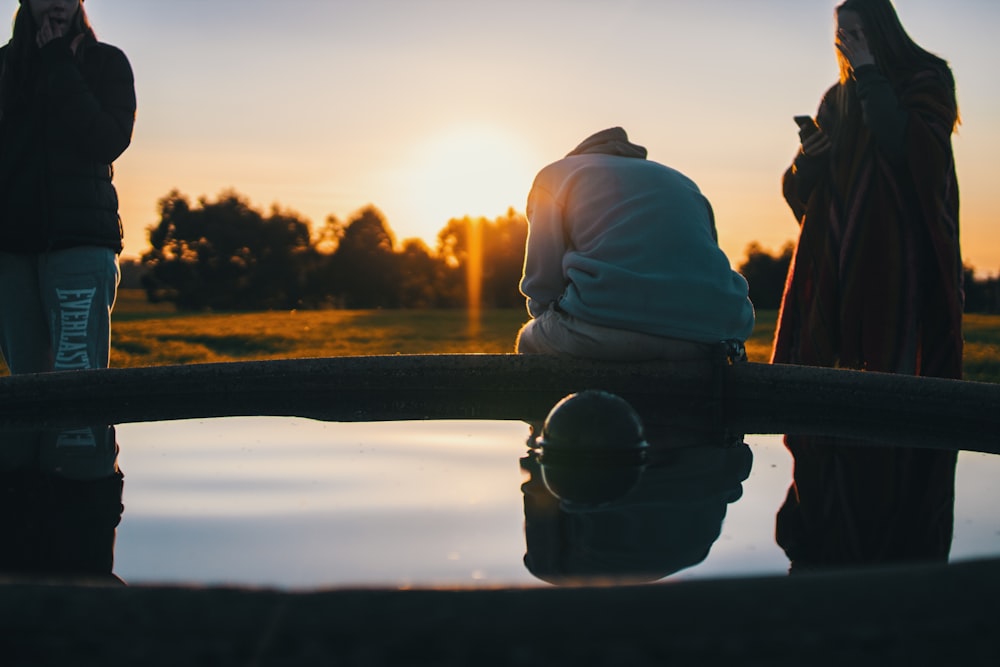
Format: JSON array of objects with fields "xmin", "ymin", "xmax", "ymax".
[
  {"xmin": 30, "ymin": 0, "xmax": 84, "ymax": 53},
  {"xmin": 836, "ymin": 9, "xmax": 876, "ymax": 71}
]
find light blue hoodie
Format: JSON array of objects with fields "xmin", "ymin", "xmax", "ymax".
[{"xmin": 520, "ymin": 128, "xmax": 755, "ymax": 343}]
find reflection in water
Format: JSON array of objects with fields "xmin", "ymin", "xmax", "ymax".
[
  {"xmin": 0, "ymin": 426, "xmax": 124, "ymax": 583},
  {"xmin": 520, "ymin": 391, "xmax": 753, "ymax": 585},
  {"xmin": 776, "ymin": 435, "xmax": 957, "ymax": 572},
  {"xmin": 530, "ymin": 390, "xmax": 649, "ymax": 507},
  {"xmin": 0, "ymin": 413, "xmax": 975, "ymax": 588}
]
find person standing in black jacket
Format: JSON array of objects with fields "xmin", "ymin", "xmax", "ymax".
[{"xmin": 0, "ymin": 0, "xmax": 135, "ymax": 374}]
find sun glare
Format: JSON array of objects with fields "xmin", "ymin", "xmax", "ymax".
[{"xmin": 400, "ymin": 125, "xmax": 541, "ymax": 245}]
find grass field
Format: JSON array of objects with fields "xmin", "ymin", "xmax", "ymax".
[
  {"xmin": 3, "ymin": 290, "xmax": 997, "ymax": 382},
  {"xmin": 102, "ymin": 291, "xmax": 1000, "ymax": 384}
]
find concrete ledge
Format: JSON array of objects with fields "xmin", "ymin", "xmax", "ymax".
[
  {"xmin": 2, "ymin": 557, "xmax": 999, "ymax": 665},
  {"xmin": 0, "ymin": 355, "xmax": 997, "ymax": 451}
]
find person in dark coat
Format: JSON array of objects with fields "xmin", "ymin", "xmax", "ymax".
[
  {"xmin": 0, "ymin": 0, "xmax": 135, "ymax": 374},
  {"xmin": 773, "ymin": 0, "xmax": 961, "ymax": 569}
]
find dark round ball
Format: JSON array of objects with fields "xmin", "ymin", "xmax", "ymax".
[
  {"xmin": 539, "ymin": 390, "xmax": 645, "ymax": 452},
  {"xmin": 537, "ymin": 390, "xmax": 648, "ymax": 506}
]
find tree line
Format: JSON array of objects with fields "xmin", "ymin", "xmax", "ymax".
[
  {"xmin": 127, "ymin": 189, "xmax": 1000, "ymax": 313},
  {"xmin": 734, "ymin": 241, "xmax": 1000, "ymax": 313},
  {"xmin": 135, "ymin": 190, "xmax": 527, "ymax": 311}
]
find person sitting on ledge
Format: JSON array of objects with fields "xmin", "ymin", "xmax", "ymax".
[{"xmin": 515, "ymin": 127, "xmax": 754, "ymax": 361}]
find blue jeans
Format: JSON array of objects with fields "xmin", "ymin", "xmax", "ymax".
[{"xmin": 0, "ymin": 247, "xmax": 120, "ymax": 374}]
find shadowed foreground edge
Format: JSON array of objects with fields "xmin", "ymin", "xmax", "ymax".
[{"xmin": 1, "ymin": 556, "xmax": 999, "ymax": 665}]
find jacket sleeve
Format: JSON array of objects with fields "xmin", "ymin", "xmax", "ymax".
[
  {"xmin": 853, "ymin": 65, "xmax": 907, "ymax": 163},
  {"xmin": 782, "ymin": 152, "xmax": 826, "ymax": 224},
  {"xmin": 39, "ymin": 38, "xmax": 136, "ymax": 164},
  {"xmin": 520, "ymin": 181, "xmax": 567, "ymax": 318},
  {"xmin": 782, "ymin": 86, "xmax": 837, "ymax": 224}
]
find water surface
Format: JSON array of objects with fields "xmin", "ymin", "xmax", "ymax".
[{"xmin": 96, "ymin": 417, "xmax": 1000, "ymax": 589}]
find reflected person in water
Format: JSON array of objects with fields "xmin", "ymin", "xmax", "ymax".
[
  {"xmin": 521, "ymin": 441, "xmax": 752, "ymax": 585},
  {"xmin": 0, "ymin": 424, "xmax": 123, "ymax": 583},
  {"xmin": 520, "ymin": 391, "xmax": 752, "ymax": 585},
  {"xmin": 516, "ymin": 127, "xmax": 754, "ymax": 361},
  {"xmin": 775, "ymin": 439, "xmax": 956, "ymax": 573},
  {"xmin": 774, "ymin": 0, "xmax": 960, "ymax": 572}
]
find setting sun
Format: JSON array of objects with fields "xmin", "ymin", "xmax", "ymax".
[
  {"xmin": 80, "ymin": 0, "xmax": 998, "ymax": 271},
  {"xmin": 396, "ymin": 125, "xmax": 543, "ymax": 245}
]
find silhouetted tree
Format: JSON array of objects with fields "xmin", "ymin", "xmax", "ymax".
[
  {"xmin": 329, "ymin": 206, "xmax": 401, "ymax": 308},
  {"xmin": 141, "ymin": 190, "xmax": 312, "ymax": 310},
  {"xmin": 396, "ymin": 238, "xmax": 456, "ymax": 308},
  {"xmin": 314, "ymin": 214, "xmax": 345, "ymax": 255},
  {"xmin": 735, "ymin": 243, "xmax": 1000, "ymax": 313},
  {"xmin": 118, "ymin": 258, "xmax": 145, "ymax": 290},
  {"xmin": 138, "ymin": 188, "xmax": 535, "ymax": 311},
  {"xmin": 738, "ymin": 242, "xmax": 794, "ymax": 310},
  {"xmin": 436, "ymin": 210, "xmax": 527, "ymax": 308},
  {"xmin": 436, "ymin": 216, "xmax": 474, "ymax": 306},
  {"xmin": 964, "ymin": 265, "xmax": 1000, "ymax": 313},
  {"xmin": 482, "ymin": 208, "xmax": 528, "ymax": 307},
  {"xmin": 246, "ymin": 205, "xmax": 316, "ymax": 308}
]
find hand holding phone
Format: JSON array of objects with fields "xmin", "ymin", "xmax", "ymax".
[
  {"xmin": 794, "ymin": 115, "xmax": 830, "ymax": 156},
  {"xmin": 794, "ymin": 115, "xmax": 819, "ymax": 141}
]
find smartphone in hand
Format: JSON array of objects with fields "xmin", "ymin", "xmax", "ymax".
[{"xmin": 794, "ymin": 115, "xmax": 819, "ymax": 140}]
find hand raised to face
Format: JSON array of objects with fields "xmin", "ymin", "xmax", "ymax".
[
  {"xmin": 35, "ymin": 13, "xmax": 84, "ymax": 54},
  {"xmin": 836, "ymin": 10, "xmax": 876, "ymax": 71}
]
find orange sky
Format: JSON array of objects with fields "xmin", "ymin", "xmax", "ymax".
[{"xmin": 11, "ymin": 1, "xmax": 997, "ymax": 273}]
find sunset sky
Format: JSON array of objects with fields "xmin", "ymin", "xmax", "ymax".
[{"xmin": 13, "ymin": 0, "xmax": 999, "ymax": 273}]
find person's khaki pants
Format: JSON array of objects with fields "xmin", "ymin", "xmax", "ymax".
[{"xmin": 516, "ymin": 307, "xmax": 719, "ymax": 361}]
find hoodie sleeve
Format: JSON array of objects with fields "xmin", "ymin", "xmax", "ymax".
[{"xmin": 520, "ymin": 178, "xmax": 568, "ymax": 318}]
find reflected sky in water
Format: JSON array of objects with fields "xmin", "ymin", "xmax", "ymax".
[{"xmin": 102, "ymin": 418, "xmax": 1000, "ymax": 590}]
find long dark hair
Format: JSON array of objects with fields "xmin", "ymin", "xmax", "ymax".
[
  {"xmin": 836, "ymin": 0, "xmax": 951, "ymax": 84},
  {"xmin": 0, "ymin": 2, "xmax": 97, "ymax": 115},
  {"xmin": 833, "ymin": 0, "xmax": 958, "ymax": 136}
]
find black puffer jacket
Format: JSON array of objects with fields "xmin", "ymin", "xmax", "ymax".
[{"xmin": 0, "ymin": 33, "xmax": 135, "ymax": 253}]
